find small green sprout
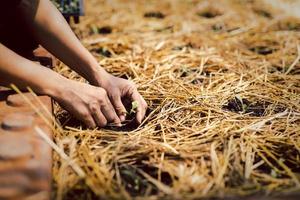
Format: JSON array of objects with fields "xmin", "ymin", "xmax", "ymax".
[
  {"xmin": 130, "ymin": 101, "xmax": 139, "ymax": 114},
  {"xmin": 235, "ymin": 95, "xmax": 248, "ymax": 112},
  {"xmin": 271, "ymin": 169, "xmax": 277, "ymax": 178},
  {"xmin": 235, "ymin": 94, "xmax": 243, "ymax": 105},
  {"xmin": 91, "ymin": 25, "xmax": 98, "ymax": 34}
]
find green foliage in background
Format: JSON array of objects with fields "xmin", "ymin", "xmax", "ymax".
[{"xmin": 51, "ymin": 0, "xmax": 80, "ymax": 14}]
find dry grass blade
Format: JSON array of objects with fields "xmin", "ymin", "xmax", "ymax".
[{"xmin": 35, "ymin": 126, "xmax": 86, "ymax": 178}]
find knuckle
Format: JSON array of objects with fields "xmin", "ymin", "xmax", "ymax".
[
  {"xmin": 98, "ymin": 97, "xmax": 104, "ymax": 104},
  {"xmin": 100, "ymin": 119, "xmax": 107, "ymax": 127},
  {"xmin": 143, "ymin": 102, "xmax": 148, "ymax": 108},
  {"xmin": 89, "ymin": 102, "xmax": 99, "ymax": 112},
  {"xmin": 129, "ymin": 84, "xmax": 137, "ymax": 91},
  {"xmin": 99, "ymin": 88, "xmax": 107, "ymax": 96},
  {"xmin": 111, "ymin": 92, "xmax": 120, "ymax": 100},
  {"xmin": 81, "ymin": 110, "xmax": 90, "ymax": 118},
  {"xmin": 85, "ymin": 119, "xmax": 95, "ymax": 128},
  {"xmin": 90, "ymin": 103, "xmax": 99, "ymax": 113},
  {"xmin": 128, "ymin": 81, "xmax": 136, "ymax": 88},
  {"xmin": 125, "ymin": 82, "xmax": 136, "ymax": 93}
]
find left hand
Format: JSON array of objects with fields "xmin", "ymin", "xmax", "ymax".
[{"xmin": 95, "ymin": 73, "xmax": 148, "ymax": 124}]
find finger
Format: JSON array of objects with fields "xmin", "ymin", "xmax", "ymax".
[
  {"xmin": 89, "ymin": 102, "xmax": 107, "ymax": 127},
  {"xmin": 81, "ymin": 112, "xmax": 96, "ymax": 128},
  {"xmin": 101, "ymin": 97, "xmax": 121, "ymax": 126},
  {"xmin": 131, "ymin": 90, "xmax": 147, "ymax": 124},
  {"xmin": 59, "ymin": 102, "xmax": 96, "ymax": 128},
  {"xmin": 91, "ymin": 108, "xmax": 107, "ymax": 127},
  {"xmin": 110, "ymin": 94, "xmax": 127, "ymax": 122}
]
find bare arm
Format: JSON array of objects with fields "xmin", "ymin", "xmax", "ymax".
[
  {"xmin": 13, "ymin": 0, "xmax": 147, "ymax": 125},
  {"xmin": 0, "ymin": 43, "xmax": 120, "ymax": 128},
  {"xmin": 18, "ymin": 0, "xmax": 103, "ymax": 83},
  {"xmin": 0, "ymin": 42, "xmax": 63, "ymax": 95}
]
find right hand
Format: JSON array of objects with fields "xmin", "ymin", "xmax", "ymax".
[{"xmin": 52, "ymin": 80, "xmax": 121, "ymax": 128}]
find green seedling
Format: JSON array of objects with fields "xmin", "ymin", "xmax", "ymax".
[
  {"xmin": 271, "ymin": 169, "xmax": 277, "ymax": 178},
  {"xmin": 91, "ymin": 25, "xmax": 98, "ymax": 34},
  {"xmin": 235, "ymin": 95, "xmax": 248, "ymax": 113},
  {"xmin": 130, "ymin": 101, "xmax": 139, "ymax": 114}
]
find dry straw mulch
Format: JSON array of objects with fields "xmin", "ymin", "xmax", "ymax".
[{"xmin": 50, "ymin": 0, "xmax": 300, "ymax": 199}]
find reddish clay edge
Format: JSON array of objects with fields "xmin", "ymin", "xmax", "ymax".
[{"xmin": 0, "ymin": 46, "xmax": 53, "ymax": 200}]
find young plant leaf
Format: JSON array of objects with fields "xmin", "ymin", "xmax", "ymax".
[{"xmin": 130, "ymin": 101, "xmax": 139, "ymax": 114}]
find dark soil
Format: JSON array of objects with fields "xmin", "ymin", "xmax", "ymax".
[
  {"xmin": 0, "ymin": 90, "xmax": 15, "ymax": 102},
  {"xmin": 56, "ymin": 111, "xmax": 83, "ymax": 128},
  {"xmin": 119, "ymin": 165, "xmax": 155, "ymax": 196},
  {"xmin": 57, "ymin": 101, "xmax": 153, "ymax": 132},
  {"xmin": 267, "ymin": 19, "xmax": 300, "ymax": 32},
  {"xmin": 180, "ymin": 68, "xmax": 198, "ymax": 78},
  {"xmin": 284, "ymin": 22, "xmax": 300, "ymax": 31},
  {"xmin": 254, "ymin": 145, "xmax": 300, "ymax": 179},
  {"xmin": 108, "ymin": 118, "xmax": 140, "ymax": 132},
  {"xmin": 212, "ymin": 23, "xmax": 225, "ymax": 32},
  {"xmin": 265, "ymin": 141, "xmax": 300, "ymax": 173},
  {"xmin": 253, "ymin": 9, "xmax": 273, "ymax": 19},
  {"xmin": 223, "ymin": 97, "xmax": 286, "ymax": 116},
  {"xmin": 197, "ymin": 9, "xmax": 222, "ymax": 18},
  {"xmin": 119, "ymin": 162, "xmax": 172, "ymax": 197},
  {"xmin": 268, "ymin": 65, "xmax": 283, "ymax": 73},
  {"xmin": 144, "ymin": 12, "xmax": 165, "ymax": 19},
  {"xmin": 191, "ymin": 78, "xmax": 204, "ymax": 85},
  {"xmin": 98, "ymin": 26, "xmax": 112, "ymax": 34},
  {"xmin": 223, "ymin": 98, "xmax": 265, "ymax": 116},
  {"xmin": 245, "ymin": 102, "xmax": 269, "ymax": 117},
  {"xmin": 173, "ymin": 67, "xmax": 198, "ymax": 78},
  {"xmin": 91, "ymin": 47, "xmax": 112, "ymax": 57},
  {"xmin": 172, "ymin": 42, "xmax": 194, "ymax": 51},
  {"xmin": 249, "ymin": 46, "xmax": 276, "ymax": 55},
  {"xmin": 57, "ymin": 111, "xmax": 140, "ymax": 131},
  {"xmin": 226, "ymin": 169, "xmax": 245, "ymax": 187},
  {"xmin": 62, "ymin": 180, "xmax": 99, "ymax": 200},
  {"xmin": 107, "ymin": 102, "xmax": 153, "ymax": 132}
]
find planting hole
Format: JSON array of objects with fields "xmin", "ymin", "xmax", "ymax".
[
  {"xmin": 277, "ymin": 20, "xmax": 300, "ymax": 31},
  {"xmin": 197, "ymin": 8, "xmax": 223, "ymax": 18},
  {"xmin": 249, "ymin": 46, "xmax": 276, "ymax": 55},
  {"xmin": 98, "ymin": 26, "xmax": 112, "ymax": 34},
  {"xmin": 119, "ymin": 164, "xmax": 171, "ymax": 196},
  {"xmin": 144, "ymin": 12, "xmax": 165, "ymax": 19},
  {"xmin": 91, "ymin": 47, "xmax": 112, "ymax": 57},
  {"xmin": 223, "ymin": 98, "xmax": 286, "ymax": 116},
  {"xmin": 253, "ymin": 9, "xmax": 273, "ymax": 19}
]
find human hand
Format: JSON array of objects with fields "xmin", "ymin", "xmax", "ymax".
[
  {"xmin": 96, "ymin": 73, "xmax": 148, "ymax": 124},
  {"xmin": 52, "ymin": 79, "xmax": 121, "ymax": 128}
]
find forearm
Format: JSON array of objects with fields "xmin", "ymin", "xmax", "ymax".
[
  {"xmin": 0, "ymin": 43, "xmax": 66, "ymax": 96},
  {"xmin": 17, "ymin": 0, "xmax": 107, "ymax": 84}
]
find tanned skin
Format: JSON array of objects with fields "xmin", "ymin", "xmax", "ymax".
[{"xmin": 0, "ymin": 0, "xmax": 147, "ymax": 128}]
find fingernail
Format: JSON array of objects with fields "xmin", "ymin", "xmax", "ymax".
[{"xmin": 120, "ymin": 115, "xmax": 126, "ymax": 122}]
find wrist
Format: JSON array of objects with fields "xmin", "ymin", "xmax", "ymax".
[
  {"xmin": 87, "ymin": 63, "xmax": 110, "ymax": 86},
  {"xmin": 41, "ymin": 74, "xmax": 69, "ymax": 100}
]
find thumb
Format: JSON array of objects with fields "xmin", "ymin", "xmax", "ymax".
[{"xmin": 110, "ymin": 94, "xmax": 127, "ymax": 122}]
